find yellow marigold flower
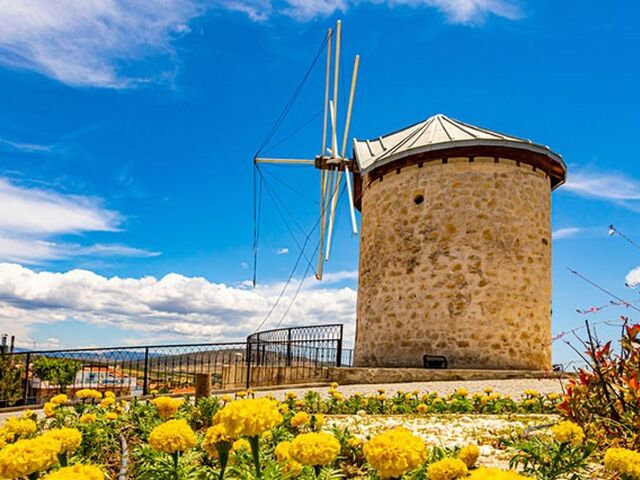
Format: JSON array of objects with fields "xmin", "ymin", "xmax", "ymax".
[
  {"xmin": 222, "ymin": 394, "xmax": 233, "ymax": 403},
  {"xmin": 0, "ymin": 437, "xmax": 60, "ymax": 479},
  {"xmin": 291, "ymin": 412, "xmax": 309, "ymax": 428},
  {"xmin": 104, "ymin": 391, "xmax": 116, "ymax": 399},
  {"xmin": 377, "ymin": 388, "xmax": 385, "ymax": 394},
  {"xmin": 105, "ymin": 412, "xmax": 118, "ymax": 421},
  {"xmin": 483, "ymin": 387, "xmax": 493, "ymax": 394},
  {"xmin": 274, "ymin": 440, "xmax": 292, "ymax": 462},
  {"xmin": 233, "ymin": 438, "xmax": 250, "ymax": 452},
  {"xmin": 604, "ymin": 447, "xmax": 640, "ymax": 479},
  {"xmin": 547, "ymin": 393, "xmax": 560, "ymax": 401},
  {"xmin": 44, "ymin": 402, "xmax": 58, "ymax": 417},
  {"xmin": 214, "ymin": 398, "xmax": 283, "ymax": 438},
  {"xmin": 417, "ymin": 403, "xmax": 428, "ymax": 414},
  {"xmin": 76, "ymin": 389, "xmax": 102, "ymax": 400},
  {"xmin": 150, "ymin": 396, "xmax": 184, "ymax": 419},
  {"xmin": 149, "ymin": 419, "xmax": 196, "ymax": 454},
  {"xmin": 311, "ymin": 413, "xmax": 324, "ymax": 430},
  {"xmin": 376, "ymin": 394, "xmax": 386, "ymax": 401},
  {"xmin": 280, "ymin": 403, "xmax": 290, "ymax": 414},
  {"xmin": 458, "ymin": 444, "xmax": 480, "ymax": 467},
  {"xmin": 50, "ymin": 394, "xmax": 68, "ymax": 405},
  {"xmin": 285, "ymin": 392, "xmax": 297, "ymax": 400},
  {"xmin": 100, "ymin": 397, "xmax": 115, "ymax": 409},
  {"xmin": 455, "ymin": 387, "xmax": 469, "ymax": 397},
  {"xmin": 427, "ymin": 458, "xmax": 468, "ymax": 480},
  {"xmin": 203, "ymin": 424, "xmax": 233, "ymax": 458},
  {"xmin": 236, "ymin": 391, "xmax": 247, "ymax": 398},
  {"xmin": 4, "ymin": 417, "xmax": 37, "ymax": 438},
  {"xmin": 42, "ymin": 428, "xmax": 82, "ymax": 454},
  {"xmin": 80, "ymin": 413, "xmax": 97, "ymax": 424},
  {"xmin": 551, "ymin": 421, "xmax": 585, "ymax": 446},
  {"xmin": 467, "ymin": 467, "xmax": 530, "ymax": 479},
  {"xmin": 295, "ymin": 399, "xmax": 305, "ymax": 409},
  {"xmin": 523, "ymin": 389, "xmax": 539, "ymax": 397},
  {"xmin": 43, "ymin": 464, "xmax": 104, "ymax": 480},
  {"xmin": 262, "ymin": 430, "xmax": 273, "ymax": 441},
  {"xmin": 364, "ymin": 427, "xmax": 426, "ymax": 478},
  {"xmin": 282, "ymin": 460, "xmax": 302, "ymax": 478},
  {"xmin": 332, "ymin": 392, "xmax": 344, "ymax": 401},
  {"xmin": 360, "ymin": 398, "xmax": 368, "ymax": 407},
  {"xmin": 289, "ymin": 432, "xmax": 340, "ymax": 466},
  {"xmin": 347, "ymin": 437, "xmax": 362, "ymax": 448},
  {"xmin": 330, "ymin": 382, "xmax": 339, "ymax": 389}
]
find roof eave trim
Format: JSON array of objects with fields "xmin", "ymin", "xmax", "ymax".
[{"xmin": 357, "ymin": 139, "xmax": 566, "ymax": 175}]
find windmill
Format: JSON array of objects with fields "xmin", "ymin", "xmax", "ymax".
[{"xmin": 254, "ymin": 20, "xmax": 360, "ymax": 282}]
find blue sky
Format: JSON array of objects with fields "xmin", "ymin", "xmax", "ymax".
[{"xmin": 0, "ymin": 0, "xmax": 639, "ymax": 366}]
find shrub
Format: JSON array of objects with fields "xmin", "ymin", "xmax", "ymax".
[{"xmin": 559, "ymin": 319, "xmax": 640, "ymax": 449}]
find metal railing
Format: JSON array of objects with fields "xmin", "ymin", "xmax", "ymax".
[{"xmin": 0, "ymin": 324, "xmax": 348, "ymax": 408}]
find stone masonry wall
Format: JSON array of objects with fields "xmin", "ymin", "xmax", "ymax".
[{"xmin": 354, "ymin": 157, "xmax": 552, "ymax": 370}]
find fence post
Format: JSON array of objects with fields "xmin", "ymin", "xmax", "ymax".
[
  {"xmin": 336, "ymin": 325, "xmax": 343, "ymax": 368},
  {"xmin": 245, "ymin": 341, "xmax": 252, "ymax": 389},
  {"xmin": 142, "ymin": 347, "xmax": 150, "ymax": 396},
  {"xmin": 22, "ymin": 353, "xmax": 31, "ymax": 405},
  {"xmin": 286, "ymin": 328, "xmax": 292, "ymax": 367}
]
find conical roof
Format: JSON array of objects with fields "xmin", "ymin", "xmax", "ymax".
[{"xmin": 353, "ymin": 114, "xmax": 566, "ymax": 187}]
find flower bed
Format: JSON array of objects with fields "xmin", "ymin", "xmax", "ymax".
[{"xmin": 0, "ymin": 383, "xmax": 637, "ymax": 479}]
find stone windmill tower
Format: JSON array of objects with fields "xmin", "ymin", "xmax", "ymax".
[{"xmin": 351, "ymin": 114, "xmax": 566, "ymax": 370}]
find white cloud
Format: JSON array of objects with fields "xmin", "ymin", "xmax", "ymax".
[
  {"xmin": 0, "ymin": 0, "xmax": 203, "ymax": 88},
  {"xmin": 0, "ymin": 178, "xmax": 158, "ymax": 263},
  {"xmin": 319, "ymin": 270, "xmax": 358, "ymax": 283},
  {"xmin": 0, "ymin": 137, "xmax": 53, "ymax": 153},
  {"xmin": 222, "ymin": 0, "xmax": 522, "ymax": 23},
  {"xmin": 276, "ymin": 247, "xmax": 290, "ymax": 255},
  {"xmin": 0, "ymin": 263, "xmax": 357, "ymax": 348},
  {"xmin": 0, "ymin": 0, "xmax": 519, "ymax": 87},
  {"xmin": 564, "ymin": 171, "xmax": 640, "ymax": 203},
  {"xmin": 626, "ymin": 267, "xmax": 640, "ymax": 288},
  {"xmin": 0, "ymin": 178, "xmax": 119, "ymax": 235},
  {"xmin": 552, "ymin": 227, "xmax": 583, "ymax": 240}
]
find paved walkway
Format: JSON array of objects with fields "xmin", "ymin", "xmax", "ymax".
[{"xmin": 258, "ymin": 377, "xmax": 566, "ymax": 400}]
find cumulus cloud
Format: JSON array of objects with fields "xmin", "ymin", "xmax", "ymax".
[
  {"xmin": 626, "ymin": 267, "xmax": 640, "ymax": 288},
  {"xmin": 276, "ymin": 247, "xmax": 290, "ymax": 255},
  {"xmin": 0, "ymin": 263, "xmax": 357, "ymax": 348},
  {"xmin": 564, "ymin": 171, "xmax": 640, "ymax": 206},
  {"xmin": 0, "ymin": 178, "xmax": 157, "ymax": 263},
  {"xmin": 552, "ymin": 227, "xmax": 583, "ymax": 240},
  {"xmin": 222, "ymin": 0, "xmax": 522, "ymax": 23},
  {"xmin": 0, "ymin": 0, "xmax": 203, "ymax": 88}
]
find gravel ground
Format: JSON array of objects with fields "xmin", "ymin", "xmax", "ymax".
[{"xmin": 257, "ymin": 377, "xmax": 566, "ymax": 400}]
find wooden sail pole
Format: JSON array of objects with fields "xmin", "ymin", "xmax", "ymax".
[
  {"xmin": 316, "ymin": 27, "xmax": 333, "ymax": 280},
  {"xmin": 342, "ymin": 55, "xmax": 360, "ymax": 236}
]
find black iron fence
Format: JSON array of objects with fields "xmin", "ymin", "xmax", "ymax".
[
  {"xmin": 246, "ymin": 324, "xmax": 345, "ymax": 386},
  {"xmin": 0, "ymin": 324, "xmax": 350, "ymax": 408}
]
